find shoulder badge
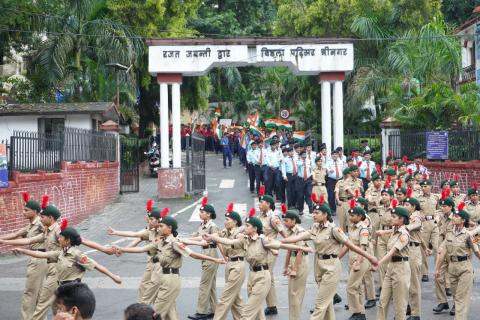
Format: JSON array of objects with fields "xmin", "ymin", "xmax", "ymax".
[
  {"xmin": 79, "ymin": 255, "xmax": 88, "ymax": 264},
  {"xmin": 399, "ymin": 234, "xmax": 408, "ymax": 243}
]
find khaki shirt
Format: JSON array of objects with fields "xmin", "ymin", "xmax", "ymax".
[
  {"xmin": 312, "ymin": 168, "xmax": 326, "ymax": 185},
  {"xmin": 192, "ymin": 219, "xmax": 220, "ymax": 255},
  {"xmin": 452, "ymin": 193, "xmax": 466, "ymax": 206},
  {"xmin": 438, "ymin": 213, "xmax": 453, "ymax": 242},
  {"xmin": 418, "ymin": 193, "xmax": 439, "ymax": 218},
  {"xmin": 45, "ymin": 247, "xmax": 96, "ymax": 281},
  {"xmin": 219, "ymin": 227, "xmax": 245, "ymax": 258},
  {"xmin": 18, "ymin": 216, "xmax": 45, "ymax": 250},
  {"xmin": 349, "ymin": 222, "xmax": 370, "ymax": 261},
  {"xmin": 440, "ymin": 227, "xmax": 479, "ymax": 257},
  {"xmin": 308, "ymin": 222, "xmax": 348, "ymax": 255},
  {"xmin": 378, "ymin": 205, "xmax": 393, "ymax": 229},
  {"xmin": 365, "ymin": 186, "xmax": 382, "ymax": 212},
  {"xmin": 335, "ymin": 179, "xmax": 347, "ymax": 200},
  {"xmin": 286, "ymin": 224, "xmax": 308, "ymax": 247},
  {"xmin": 387, "ymin": 226, "xmax": 410, "ymax": 258},
  {"xmin": 241, "ymin": 234, "xmax": 280, "ymax": 267},
  {"xmin": 138, "ymin": 228, "xmax": 160, "ymax": 257},
  {"xmin": 148, "ymin": 234, "xmax": 192, "ymax": 269},
  {"xmin": 344, "ymin": 177, "xmax": 363, "ymax": 198},
  {"xmin": 406, "ymin": 210, "xmax": 423, "ymax": 243},
  {"xmin": 467, "ymin": 201, "xmax": 480, "ymax": 223},
  {"xmin": 259, "ymin": 210, "xmax": 284, "ymax": 239},
  {"xmin": 30, "ymin": 222, "xmax": 61, "ymax": 253}
]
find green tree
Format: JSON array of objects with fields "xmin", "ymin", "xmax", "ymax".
[{"xmin": 441, "ymin": 0, "xmax": 478, "ymax": 26}]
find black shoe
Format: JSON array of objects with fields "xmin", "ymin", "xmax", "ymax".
[
  {"xmin": 333, "ymin": 293, "xmax": 342, "ymax": 304},
  {"xmin": 365, "ymin": 300, "xmax": 376, "ymax": 309},
  {"xmin": 264, "ymin": 306, "xmax": 278, "ymax": 315},
  {"xmin": 407, "ymin": 317, "xmax": 420, "ymax": 320},
  {"xmin": 206, "ymin": 313, "xmax": 214, "ymax": 319},
  {"xmin": 446, "ymin": 288, "xmax": 452, "ymax": 296},
  {"xmin": 375, "ymin": 287, "xmax": 382, "ymax": 298},
  {"xmin": 450, "ymin": 305, "xmax": 455, "ymax": 316},
  {"xmin": 422, "ymin": 275, "xmax": 429, "ymax": 282},
  {"xmin": 310, "ymin": 309, "xmax": 314, "ymax": 314},
  {"xmin": 349, "ymin": 313, "xmax": 365, "ymax": 320},
  {"xmin": 433, "ymin": 303, "xmax": 449, "ymax": 313},
  {"xmin": 187, "ymin": 313, "xmax": 209, "ymax": 320},
  {"xmin": 406, "ymin": 304, "xmax": 411, "ymax": 315},
  {"xmin": 345, "ymin": 304, "xmax": 349, "ymax": 310}
]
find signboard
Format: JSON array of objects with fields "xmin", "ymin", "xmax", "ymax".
[
  {"xmin": 219, "ymin": 119, "xmax": 232, "ymax": 127},
  {"xmin": 0, "ymin": 144, "xmax": 8, "ymax": 188},
  {"xmin": 280, "ymin": 109, "xmax": 290, "ymax": 119},
  {"xmin": 426, "ymin": 131, "xmax": 448, "ymax": 160}
]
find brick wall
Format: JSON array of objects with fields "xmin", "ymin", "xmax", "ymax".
[
  {"xmin": 424, "ymin": 160, "xmax": 480, "ymax": 194},
  {"xmin": 0, "ymin": 161, "xmax": 119, "ymax": 253}
]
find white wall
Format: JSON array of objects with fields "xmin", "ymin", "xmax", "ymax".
[
  {"xmin": 65, "ymin": 114, "xmax": 92, "ymax": 130},
  {"xmin": 0, "ymin": 115, "xmax": 39, "ymax": 142}
]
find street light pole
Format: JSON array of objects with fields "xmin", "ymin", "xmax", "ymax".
[{"xmin": 105, "ymin": 63, "xmax": 130, "ymax": 108}]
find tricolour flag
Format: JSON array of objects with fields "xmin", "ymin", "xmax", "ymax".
[
  {"xmin": 292, "ymin": 131, "xmax": 305, "ymax": 142},
  {"xmin": 264, "ymin": 119, "xmax": 278, "ymax": 129},
  {"xmin": 276, "ymin": 119, "xmax": 292, "ymax": 131},
  {"xmin": 249, "ymin": 125, "xmax": 264, "ymax": 139}
]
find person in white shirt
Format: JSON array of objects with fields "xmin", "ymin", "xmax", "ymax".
[
  {"xmin": 254, "ymin": 141, "xmax": 268, "ymax": 195},
  {"xmin": 359, "ymin": 150, "xmax": 377, "ymax": 191},
  {"xmin": 305, "ymin": 143, "xmax": 317, "ymax": 169},
  {"xmin": 246, "ymin": 141, "xmax": 258, "ymax": 194},
  {"xmin": 326, "ymin": 150, "xmax": 345, "ymax": 214},
  {"xmin": 336, "ymin": 147, "xmax": 347, "ymax": 167},
  {"xmin": 295, "ymin": 150, "xmax": 313, "ymax": 214},
  {"xmin": 407, "ymin": 152, "xmax": 429, "ymax": 175},
  {"xmin": 266, "ymin": 140, "xmax": 282, "ymax": 198},
  {"xmin": 317, "ymin": 144, "xmax": 328, "ymax": 167}
]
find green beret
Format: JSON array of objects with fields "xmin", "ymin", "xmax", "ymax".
[
  {"xmin": 245, "ymin": 216, "xmax": 263, "ymax": 234},
  {"xmin": 398, "ymin": 161, "xmax": 407, "ymax": 167},
  {"xmin": 468, "ymin": 187, "xmax": 479, "ymax": 196},
  {"xmin": 385, "ymin": 169, "xmax": 397, "ymax": 176},
  {"xmin": 148, "ymin": 207, "xmax": 161, "ymax": 219},
  {"xmin": 200, "ymin": 204, "xmax": 216, "ymax": 219},
  {"xmin": 41, "ymin": 205, "xmax": 61, "ymax": 220},
  {"xmin": 396, "ymin": 187, "xmax": 407, "ymax": 195},
  {"xmin": 371, "ymin": 173, "xmax": 381, "ymax": 181},
  {"xmin": 349, "ymin": 206, "xmax": 366, "ymax": 216},
  {"xmin": 454, "ymin": 209, "xmax": 470, "ymax": 222},
  {"xmin": 159, "ymin": 215, "xmax": 178, "ymax": 231},
  {"xmin": 420, "ymin": 179, "xmax": 432, "ymax": 186},
  {"xmin": 356, "ymin": 197, "xmax": 368, "ymax": 207},
  {"xmin": 259, "ymin": 194, "xmax": 275, "ymax": 210},
  {"xmin": 381, "ymin": 188, "xmax": 394, "ymax": 196},
  {"xmin": 60, "ymin": 227, "xmax": 82, "ymax": 246},
  {"xmin": 439, "ymin": 197, "xmax": 455, "ymax": 207},
  {"xmin": 413, "ymin": 171, "xmax": 422, "ymax": 176},
  {"xmin": 440, "ymin": 179, "xmax": 449, "ymax": 187},
  {"xmin": 25, "ymin": 200, "xmax": 41, "ymax": 213},
  {"xmin": 405, "ymin": 175, "xmax": 414, "ymax": 182},
  {"xmin": 284, "ymin": 209, "xmax": 301, "ymax": 224},
  {"xmin": 313, "ymin": 203, "xmax": 332, "ymax": 216},
  {"xmin": 391, "ymin": 206, "xmax": 410, "ymax": 222},
  {"xmin": 449, "ymin": 180, "xmax": 458, "ymax": 187},
  {"xmin": 405, "ymin": 197, "xmax": 421, "ymax": 211},
  {"xmin": 349, "ymin": 165, "xmax": 359, "ymax": 171},
  {"xmin": 225, "ymin": 211, "xmax": 242, "ymax": 226},
  {"xmin": 342, "ymin": 168, "xmax": 351, "ymax": 176},
  {"xmin": 386, "ymin": 156, "xmax": 394, "ymax": 162}
]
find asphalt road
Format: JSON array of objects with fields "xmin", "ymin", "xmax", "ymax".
[{"xmin": 1, "ymin": 152, "xmax": 480, "ymax": 319}]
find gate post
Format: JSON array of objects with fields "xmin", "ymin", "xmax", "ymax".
[
  {"xmin": 380, "ymin": 117, "xmax": 401, "ymax": 166},
  {"xmin": 100, "ymin": 122, "xmax": 120, "ymax": 192}
]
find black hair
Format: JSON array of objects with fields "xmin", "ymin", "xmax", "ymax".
[
  {"xmin": 327, "ymin": 215, "xmax": 333, "ymax": 223},
  {"xmin": 124, "ymin": 303, "xmax": 161, "ymax": 320},
  {"xmin": 54, "ymin": 283, "xmax": 95, "ymax": 319},
  {"xmin": 270, "ymin": 202, "xmax": 275, "ymax": 211},
  {"xmin": 71, "ymin": 235, "xmax": 82, "ymax": 246},
  {"xmin": 172, "ymin": 230, "xmax": 178, "ymax": 237}
]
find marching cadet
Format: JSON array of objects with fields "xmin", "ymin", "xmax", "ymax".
[
  {"xmin": 115, "ymin": 208, "xmax": 225, "ymax": 320},
  {"xmin": 187, "ymin": 197, "xmax": 221, "ymax": 320},
  {"xmin": 0, "ymin": 193, "xmax": 46, "ymax": 320},
  {"xmin": 282, "ymin": 207, "xmax": 309, "ymax": 320},
  {"xmin": 107, "ymin": 200, "xmax": 162, "ymax": 304},
  {"xmin": 435, "ymin": 202, "xmax": 480, "ymax": 319},
  {"xmin": 466, "ymin": 183, "xmax": 480, "ymax": 223},
  {"xmin": 433, "ymin": 191, "xmax": 455, "ymax": 315},
  {"xmin": 340, "ymin": 202, "xmax": 372, "ymax": 320},
  {"xmin": 345, "ymin": 165, "xmax": 364, "ymax": 204},
  {"xmin": 376, "ymin": 179, "xmax": 394, "ymax": 296},
  {"xmin": 282, "ymin": 146, "xmax": 298, "ymax": 208},
  {"xmin": 12, "ymin": 226, "xmax": 122, "ymax": 285},
  {"xmin": 246, "ymin": 141, "xmax": 258, "ymax": 194},
  {"xmin": 312, "ymin": 156, "xmax": 328, "ymax": 201},
  {"xmin": 395, "ymin": 180, "xmax": 407, "ymax": 203},
  {"xmin": 365, "ymin": 173, "xmax": 383, "ymax": 236},
  {"xmin": 383, "ymin": 151, "xmax": 395, "ymax": 172},
  {"xmin": 206, "ymin": 208, "xmax": 310, "ymax": 320},
  {"xmin": 449, "ymin": 175, "xmax": 466, "ymax": 206},
  {"xmin": 412, "ymin": 171, "xmax": 423, "ymax": 197},
  {"xmin": 296, "ymin": 150, "xmax": 313, "ymax": 214},
  {"xmin": 282, "ymin": 196, "xmax": 378, "ymax": 320},
  {"xmin": 326, "ymin": 149, "xmax": 345, "ymax": 215},
  {"xmin": 418, "ymin": 177, "xmax": 440, "ymax": 282},
  {"xmin": 257, "ymin": 186, "xmax": 287, "ymax": 315},
  {"xmin": 212, "ymin": 203, "xmax": 246, "ymax": 320},
  {"xmin": 397, "ymin": 156, "xmax": 409, "ymax": 182},
  {"xmin": 335, "ymin": 167, "xmax": 350, "ymax": 230},
  {"xmin": 373, "ymin": 203, "xmax": 411, "ymax": 320}
]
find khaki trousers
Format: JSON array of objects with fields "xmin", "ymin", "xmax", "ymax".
[
  {"xmin": 421, "ymin": 220, "xmax": 439, "ymax": 275},
  {"xmin": 449, "ymin": 260, "xmax": 473, "ymax": 320},
  {"xmin": 242, "ymin": 269, "xmax": 271, "ymax": 320},
  {"xmin": 265, "ymin": 253, "xmax": 277, "ymax": 307},
  {"xmin": 287, "ymin": 254, "xmax": 309, "ymax": 320},
  {"xmin": 138, "ymin": 261, "xmax": 157, "ymax": 304},
  {"xmin": 21, "ymin": 257, "xmax": 48, "ymax": 320},
  {"xmin": 153, "ymin": 273, "xmax": 181, "ymax": 320},
  {"xmin": 435, "ymin": 255, "xmax": 450, "ymax": 304},
  {"xmin": 376, "ymin": 234, "xmax": 390, "ymax": 286},
  {"xmin": 338, "ymin": 202, "xmax": 348, "ymax": 232},
  {"xmin": 32, "ymin": 263, "xmax": 58, "ymax": 320},
  {"xmin": 347, "ymin": 258, "xmax": 370, "ymax": 314},
  {"xmin": 310, "ymin": 257, "xmax": 341, "ymax": 320},
  {"xmin": 213, "ymin": 260, "xmax": 246, "ymax": 320},
  {"xmin": 377, "ymin": 260, "xmax": 411, "ymax": 320},
  {"xmin": 409, "ymin": 245, "xmax": 422, "ymax": 316},
  {"xmin": 196, "ymin": 249, "xmax": 219, "ymax": 314}
]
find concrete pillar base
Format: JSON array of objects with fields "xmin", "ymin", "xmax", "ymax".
[{"xmin": 157, "ymin": 168, "xmax": 185, "ymax": 199}]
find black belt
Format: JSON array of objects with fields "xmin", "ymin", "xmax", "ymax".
[
  {"xmin": 381, "ymin": 225, "xmax": 392, "ymax": 230},
  {"xmin": 339, "ymin": 198, "xmax": 346, "ymax": 201},
  {"xmin": 230, "ymin": 256, "xmax": 244, "ymax": 262},
  {"xmin": 251, "ymin": 265, "xmax": 269, "ymax": 272},
  {"xmin": 369, "ymin": 209, "xmax": 378, "ymax": 213},
  {"xmin": 424, "ymin": 215, "xmax": 435, "ymax": 221},
  {"xmin": 450, "ymin": 255, "xmax": 468, "ymax": 262},
  {"xmin": 254, "ymin": 164, "xmax": 267, "ymax": 167},
  {"xmin": 162, "ymin": 268, "xmax": 179, "ymax": 274},
  {"xmin": 409, "ymin": 242, "xmax": 420, "ymax": 247},
  {"xmin": 32, "ymin": 249, "xmax": 46, "ymax": 252},
  {"xmin": 151, "ymin": 256, "xmax": 159, "ymax": 263},
  {"xmin": 391, "ymin": 256, "xmax": 408, "ymax": 262},
  {"xmin": 202, "ymin": 244, "xmax": 217, "ymax": 249},
  {"xmin": 318, "ymin": 254, "xmax": 337, "ymax": 260},
  {"xmin": 58, "ymin": 279, "xmax": 81, "ymax": 285},
  {"xmin": 291, "ymin": 251, "xmax": 308, "ymax": 257},
  {"xmin": 317, "ymin": 183, "xmax": 326, "ymax": 186}
]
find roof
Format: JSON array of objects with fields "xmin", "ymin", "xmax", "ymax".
[
  {"xmin": 146, "ymin": 37, "xmax": 354, "ymax": 46},
  {"xmin": 0, "ymin": 102, "xmax": 117, "ymax": 116}
]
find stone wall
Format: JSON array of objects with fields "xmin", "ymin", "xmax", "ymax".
[{"xmin": 424, "ymin": 160, "xmax": 480, "ymax": 194}]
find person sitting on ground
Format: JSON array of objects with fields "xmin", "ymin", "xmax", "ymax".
[{"xmin": 52, "ymin": 282, "xmax": 96, "ymax": 320}]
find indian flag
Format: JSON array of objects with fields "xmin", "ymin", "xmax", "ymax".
[
  {"xmin": 276, "ymin": 119, "xmax": 292, "ymax": 131},
  {"xmin": 249, "ymin": 125, "xmax": 264, "ymax": 139},
  {"xmin": 214, "ymin": 107, "xmax": 221, "ymax": 119},
  {"xmin": 292, "ymin": 131, "xmax": 305, "ymax": 142},
  {"xmin": 264, "ymin": 119, "xmax": 278, "ymax": 129}
]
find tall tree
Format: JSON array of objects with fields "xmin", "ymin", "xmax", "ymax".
[{"xmin": 441, "ymin": 0, "xmax": 478, "ymax": 26}]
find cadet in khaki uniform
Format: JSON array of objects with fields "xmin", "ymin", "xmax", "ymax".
[
  {"xmin": 339, "ymin": 204, "xmax": 371, "ymax": 320},
  {"xmin": 312, "ymin": 157, "xmax": 328, "ymax": 200},
  {"xmin": 466, "ymin": 183, "xmax": 480, "ymax": 223},
  {"xmin": 207, "ymin": 208, "xmax": 310, "ymax": 320},
  {"xmin": 435, "ymin": 204, "xmax": 480, "ymax": 319},
  {"xmin": 449, "ymin": 177, "xmax": 466, "ymax": 206},
  {"xmin": 335, "ymin": 167, "xmax": 350, "ymax": 232},
  {"xmin": 187, "ymin": 197, "xmax": 221, "ymax": 320},
  {"xmin": 116, "ymin": 208, "xmax": 224, "ymax": 320},
  {"xmin": 344, "ymin": 165, "xmax": 364, "ymax": 212},
  {"xmin": 212, "ymin": 203, "xmax": 246, "ymax": 320},
  {"xmin": 365, "ymin": 173, "xmax": 383, "ymax": 235},
  {"xmin": 373, "ymin": 204, "xmax": 411, "ymax": 320},
  {"xmin": 13, "ymin": 227, "xmax": 122, "ymax": 286},
  {"xmin": 433, "ymin": 193, "xmax": 455, "ymax": 314},
  {"xmin": 282, "ymin": 209, "xmax": 309, "ymax": 320},
  {"xmin": 0, "ymin": 193, "xmax": 46, "ymax": 320},
  {"xmin": 376, "ymin": 184, "xmax": 394, "ymax": 290},
  {"xmin": 282, "ymin": 198, "xmax": 378, "ymax": 320},
  {"xmin": 257, "ymin": 186, "xmax": 287, "ymax": 316}
]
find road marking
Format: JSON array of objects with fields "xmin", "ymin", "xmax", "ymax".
[
  {"xmin": 219, "ymin": 179, "xmax": 235, "ymax": 188},
  {"xmin": 189, "ymin": 205, "xmax": 202, "ymax": 222}
]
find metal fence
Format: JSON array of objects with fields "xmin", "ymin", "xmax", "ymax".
[
  {"xmin": 388, "ymin": 130, "xmax": 480, "ymax": 161},
  {"xmin": 184, "ymin": 134, "xmax": 206, "ymax": 194},
  {"xmin": 9, "ymin": 128, "xmax": 117, "ymax": 172}
]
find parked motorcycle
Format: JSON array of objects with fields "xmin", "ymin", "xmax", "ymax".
[{"xmin": 145, "ymin": 143, "xmax": 160, "ymax": 176}]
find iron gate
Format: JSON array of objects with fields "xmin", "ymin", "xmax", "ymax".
[
  {"xmin": 185, "ymin": 134, "xmax": 206, "ymax": 193},
  {"xmin": 120, "ymin": 136, "xmax": 140, "ymax": 193}
]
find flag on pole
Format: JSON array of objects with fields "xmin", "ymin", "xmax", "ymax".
[
  {"xmin": 214, "ymin": 107, "xmax": 222, "ymax": 119},
  {"xmin": 292, "ymin": 131, "xmax": 305, "ymax": 142},
  {"xmin": 276, "ymin": 119, "xmax": 292, "ymax": 131},
  {"xmin": 249, "ymin": 125, "xmax": 264, "ymax": 139}
]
